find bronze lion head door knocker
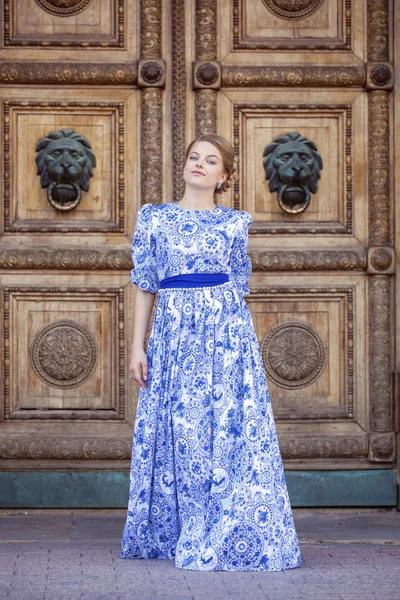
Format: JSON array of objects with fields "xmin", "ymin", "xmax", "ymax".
[
  {"xmin": 263, "ymin": 132, "xmax": 323, "ymax": 215},
  {"xmin": 36, "ymin": 128, "xmax": 96, "ymax": 212}
]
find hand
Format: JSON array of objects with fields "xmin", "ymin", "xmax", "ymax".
[{"xmin": 129, "ymin": 347, "xmax": 148, "ymax": 388}]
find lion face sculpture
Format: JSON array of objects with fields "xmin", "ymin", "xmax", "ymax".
[
  {"xmin": 263, "ymin": 132, "xmax": 323, "ymax": 214},
  {"xmin": 36, "ymin": 129, "xmax": 96, "ymax": 212}
]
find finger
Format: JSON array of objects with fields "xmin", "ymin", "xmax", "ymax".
[
  {"xmin": 133, "ymin": 367, "xmax": 147, "ymax": 388},
  {"xmin": 140, "ymin": 362, "xmax": 148, "ymax": 384}
]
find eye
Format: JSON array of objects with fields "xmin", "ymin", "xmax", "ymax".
[
  {"xmin": 300, "ymin": 154, "xmax": 310, "ymax": 161},
  {"xmin": 280, "ymin": 154, "xmax": 290, "ymax": 161},
  {"xmin": 71, "ymin": 151, "xmax": 80, "ymax": 158},
  {"xmin": 50, "ymin": 150, "xmax": 62, "ymax": 157},
  {"xmin": 207, "ymin": 159, "xmax": 216, "ymax": 165}
]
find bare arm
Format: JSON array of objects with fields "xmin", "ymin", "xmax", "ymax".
[{"xmin": 129, "ymin": 288, "xmax": 156, "ymax": 388}]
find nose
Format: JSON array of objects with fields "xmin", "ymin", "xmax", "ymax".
[{"xmin": 61, "ymin": 152, "xmax": 71, "ymax": 168}]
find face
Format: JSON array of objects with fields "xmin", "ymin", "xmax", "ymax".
[
  {"xmin": 44, "ymin": 138, "xmax": 88, "ymax": 183},
  {"xmin": 272, "ymin": 141, "xmax": 314, "ymax": 185},
  {"xmin": 183, "ymin": 140, "xmax": 227, "ymax": 191}
]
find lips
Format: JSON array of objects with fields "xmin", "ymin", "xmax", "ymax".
[{"xmin": 192, "ymin": 170, "xmax": 205, "ymax": 176}]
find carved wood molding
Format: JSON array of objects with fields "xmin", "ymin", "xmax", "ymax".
[
  {"xmin": 3, "ymin": 100, "xmax": 126, "ymax": 234},
  {"xmin": 141, "ymin": 89, "xmax": 163, "ymax": 205},
  {"xmin": 369, "ymin": 276, "xmax": 392, "ymax": 433},
  {"xmin": 0, "ymin": 437, "xmax": 131, "ymax": 460},
  {"xmin": 368, "ymin": 91, "xmax": 391, "ymax": 246},
  {"xmin": 0, "ymin": 62, "xmax": 137, "ymax": 86},
  {"xmin": 195, "ymin": 90, "xmax": 217, "ymax": 136},
  {"xmin": 367, "ymin": 0, "xmax": 389, "ymax": 62},
  {"xmin": 194, "ymin": 2, "xmax": 217, "ymax": 137},
  {"xmin": 0, "ymin": 248, "xmax": 132, "ymax": 269},
  {"xmin": 233, "ymin": 0, "xmax": 352, "ymax": 51},
  {"xmin": 0, "ymin": 434, "xmax": 370, "ymax": 461},
  {"xmin": 249, "ymin": 286, "xmax": 355, "ymax": 420},
  {"xmin": 3, "ymin": 286, "xmax": 126, "ymax": 422},
  {"xmin": 172, "ymin": 0, "xmax": 186, "ymax": 201},
  {"xmin": 0, "ymin": 248, "xmax": 367, "ymax": 272},
  {"xmin": 250, "ymin": 250, "xmax": 366, "ymax": 271},
  {"xmin": 233, "ymin": 103, "xmax": 353, "ymax": 232},
  {"xmin": 279, "ymin": 436, "xmax": 368, "ymax": 460},
  {"xmin": 3, "ymin": 0, "xmax": 125, "ymax": 48},
  {"xmin": 196, "ymin": 0, "xmax": 217, "ymax": 61},
  {"xmin": 141, "ymin": 0, "xmax": 162, "ymax": 58},
  {"xmin": 222, "ymin": 66, "xmax": 365, "ymax": 88}
]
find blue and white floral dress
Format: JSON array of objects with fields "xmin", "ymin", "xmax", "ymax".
[{"xmin": 120, "ymin": 201, "xmax": 302, "ymax": 571}]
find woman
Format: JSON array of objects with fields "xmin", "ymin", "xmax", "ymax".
[{"xmin": 120, "ymin": 133, "xmax": 302, "ymax": 571}]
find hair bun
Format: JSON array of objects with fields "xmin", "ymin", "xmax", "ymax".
[{"xmin": 215, "ymin": 164, "xmax": 238, "ymax": 195}]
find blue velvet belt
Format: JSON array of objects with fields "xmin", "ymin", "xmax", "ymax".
[{"xmin": 159, "ymin": 273, "xmax": 229, "ymax": 289}]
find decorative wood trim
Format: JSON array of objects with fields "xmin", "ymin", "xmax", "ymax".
[
  {"xmin": 141, "ymin": 89, "xmax": 163, "ymax": 205},
  {"xmin": 0, "ymin": 248, "xmax": 366, "ymax": 271},
  {"xmin": 368, "ymin": 91, "xmax": 391, "ymax": 246},
  {"xmin": 0, "ymin": 434, "xmax": 370, "ymax": 461},
  {"xmin": 369, "ymin": 276, "xmax": 393, "ymax": 432},
  {"xmin": 2, "ymin": 286, "xmax": 126, "ymax": 422},
  {"xmin": 195, "ymin": 90, "xmax": 217, "ymax": 136},
  {"xmin": 3, "ymin": 0, "xmax": 126, "ymax": 48},
  {"xmin": 0, "ymin": 62, "xmax": 137, "ymax": 86},
  {"xmin": 141, "ymin": 0, "xmax": 162, "ymax": 58},
  {"xmin": 172, "ymin": 0, "xmax": 187, "ymax": 201},
  {"xmin": 0, "ymin": 437, "xmax": 131, "ymax": 460},
  {"xmin": 196, "ymin": 0, "xmax": 217, "ymax": 61},
  {"xmin": 2, "ymin": 100, "xmax": 126, "ymax": 234},
  {"xmin": 279, "ymin": 436, "xmax": 368, "ymax": 460},
  {"xmin": 249, "ymin": 286, "xmax": 355, "ymax": 420},
  {"xmin": 250, "ymin": 250, "xmax": 366, "ymax": 272},
  {"xmin": 222, "ymin": 66, "xmax": 365, "ymax": 88},
  {"xmin": 233, "ymin": 103, "xmax": 353, "ymax": 234},
  {"xmin": 233, "ymin": 0, "xmax": 352, "ymax": 51},
  {"xmin": 367, "ymin": 0, "xmax": 389, "ymax": 62},
  {"xmin": 195, "ymin": 2, "xmax": 217, "ymax": 136}
]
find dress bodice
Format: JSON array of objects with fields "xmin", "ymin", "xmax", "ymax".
[{"xmin": 130, "ymin": 202, "xmax": 253, "ymax": 295}]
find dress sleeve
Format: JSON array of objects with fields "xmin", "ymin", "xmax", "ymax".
[
  {"xmin": 130, "ymin": 203, "xmax": 159, "ymax": 293},
  {"xmin": 229, "ymin": 210, "xmax": 253, "ymax": 296}
]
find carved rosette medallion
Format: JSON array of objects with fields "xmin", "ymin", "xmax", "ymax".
[
  {"xmin": 140, "ymin": 61, "xmax": 164, "ymax": 85},
  {"xmin": 262, "ymin": 0, "xmax": 323, "ymax": 20},
  {"xmin": 197, "ymin": 64, "xmax": 219, "ymax": 86},
  {"xmin": 370, "ymin": 65, "xmax": 392, "ymax": 87},
  {"xmin": 31, "ymin": 320, "xmax": 97, "ymax": 388},
  {"xmin": 370, "ymin": 248, "xmax": 393, "ymax": 271},
  {"xmin": 262, "ymin": 322, "xmax": 326, "ymax": 389},
  {"xmin": 35, "ymin": 0, "xmax": 94, "ymax": 16}
]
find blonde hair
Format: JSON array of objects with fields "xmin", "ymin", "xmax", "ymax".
[{"xmin": 184, "ymin": 133, "xmax": 238, "ymax": 195}]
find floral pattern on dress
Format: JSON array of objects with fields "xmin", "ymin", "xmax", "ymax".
[{"xmin": 121, "ymin": 202, "xmax": 302, "ymax": 571}]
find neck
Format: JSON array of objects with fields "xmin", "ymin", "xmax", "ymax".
[{"xmin": 179, "ymin": 186, "xmax": 216, "ymax": 209}]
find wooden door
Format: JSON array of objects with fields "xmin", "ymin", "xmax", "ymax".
[{"xmin": 0, "ymin": 0, "xmax": 397, "ymax": 506}]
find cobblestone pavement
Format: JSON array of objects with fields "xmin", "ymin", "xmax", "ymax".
[{"xmin": 0, "ymin": 512, "xmax": 399, "ymax": 600}]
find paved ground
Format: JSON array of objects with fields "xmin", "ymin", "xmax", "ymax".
[{"xmin": 0, "ymin": 510, "xmax": 400, "ymax": 600}]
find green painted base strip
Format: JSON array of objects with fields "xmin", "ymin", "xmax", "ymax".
[
  {"xmin": 0, "ymin": 472, "xmax": 130, "ymax": 509},
  {"xmin": 0, "ymin": 470, "xmax": 397, "ymax": 508},
  {"xmin": 285, "ymin": 470, "xmax": 397, "ymax": 507}
]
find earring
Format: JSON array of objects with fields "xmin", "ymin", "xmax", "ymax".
[
  {"xmin": 216, "ymin": 182, "xmax": 221, "ymax": 189},
  {"xmin": 181, "ymin": 175, "xmax": 185, "ymax": 180}
]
